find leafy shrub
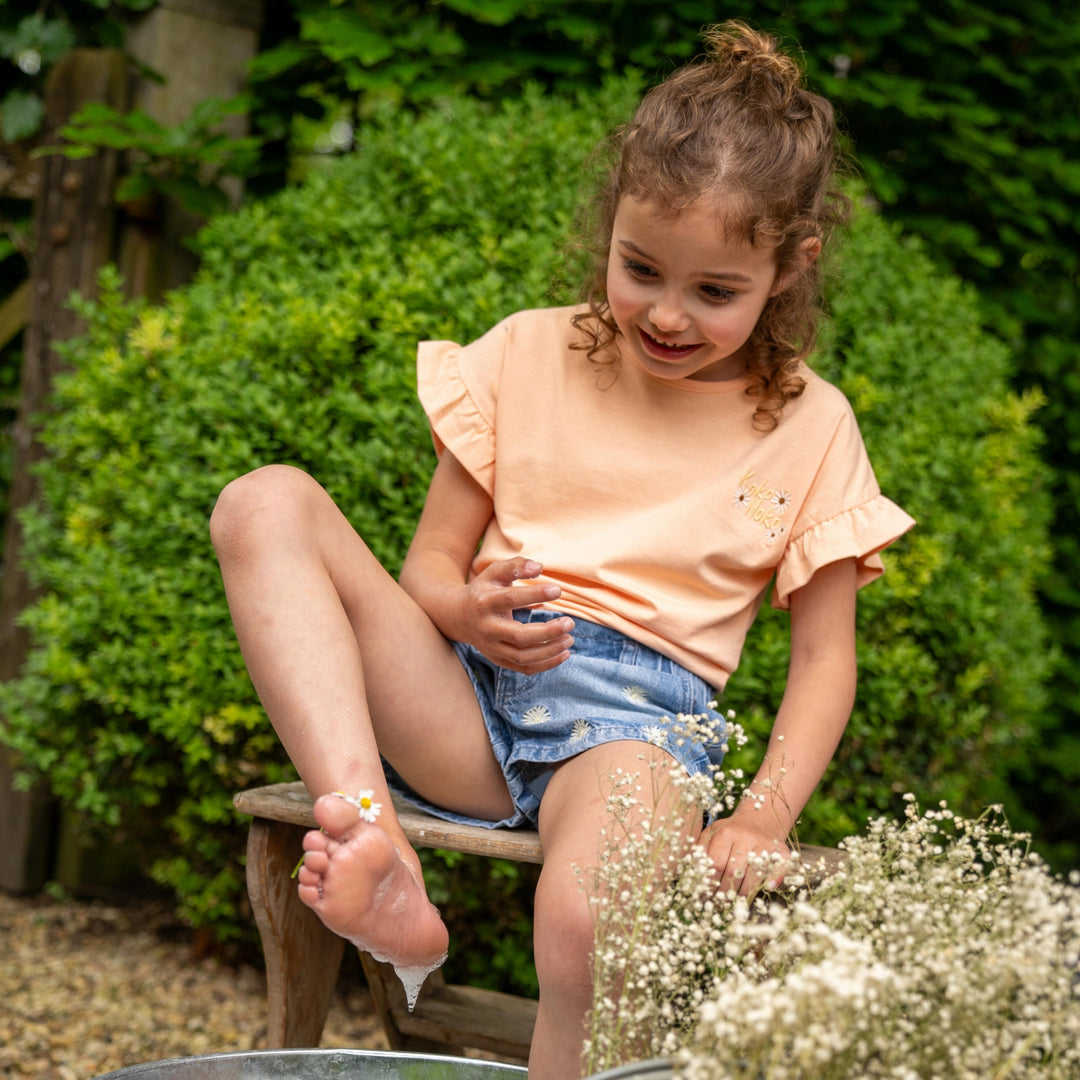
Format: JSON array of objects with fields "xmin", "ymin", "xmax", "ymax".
[
  {"xmin": 0, "ymin": 79, "xmax": 1052, "ymax": 979},
  {"xmin": 0, "ymin": 81, "xmax": 631, "ymax": 975}
]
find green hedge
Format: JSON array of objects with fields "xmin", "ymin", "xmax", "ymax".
[
  {"xmin": 0, "ymin": 82, "xmax": 627, "ymax": 976},
  {"xmin": 0, "ymin": 81, "xmax": 1054, "ymax": 974}
]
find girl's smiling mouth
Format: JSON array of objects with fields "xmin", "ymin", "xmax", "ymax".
[{"xmin": 638, "ymin": 327, "xmax": 703, "ymax": 360}]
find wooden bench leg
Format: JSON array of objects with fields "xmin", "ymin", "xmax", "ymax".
[{"xmin": 246, "ymin": 818, "xmax": 346, "ymax": 1047}]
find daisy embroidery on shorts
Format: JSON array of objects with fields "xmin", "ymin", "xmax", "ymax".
[
  {"xmin": 569, "ymin": 718, "xmax": 591, "ymax": 742},
  {"xmin": 642, "ymin": 725, "xmax": 668, "ymax": 747},
  {"xmin": 733, "ymin": 485, "xmax": 751, "ymax": 509},
  {"xmin": 764, "ymin": 525, "xmax": 786, "ymax": 545},
  {"xmin": 622, "ymin": 685, "xmax": 649, "ymax": 704},
  {"xmin": 522, "ymin": 704, "xmax": 553, "ymax": 726}
]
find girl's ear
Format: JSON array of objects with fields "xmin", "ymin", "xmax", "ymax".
[{"xmin": 770, "ymin": 236, "xmax": 822, "ymax": 297}]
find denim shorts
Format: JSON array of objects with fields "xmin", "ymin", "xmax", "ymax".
[{"xmin": 386, "ymin": 610, "xmax": 727, "ymax": 829}]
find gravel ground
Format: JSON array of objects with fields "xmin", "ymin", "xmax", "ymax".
[{"xmin": 1, "ymin": 890, "xmax": 387, "ymax": 1079}]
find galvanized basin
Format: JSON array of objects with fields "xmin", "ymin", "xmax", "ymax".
[
  {"xmin": 585, "ymin": 1060, "xmax": 673, "ymax": 1079},
  {"xmin": 93, "ymin": 1049, "xmax": 528, "ymax": 1079}
]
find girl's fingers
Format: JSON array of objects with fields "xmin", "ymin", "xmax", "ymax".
[
  {"xmin": 460, "ymin": 559, "xmax": 575, "ymax": 672},
  {"xmin": 475, "ymin": 556, "xmax": 544, "ymax": 586},
  {"xmin": 477, "ymin": 582, "xmax": 561, "ymax": 615},
  {"xmin": 472, "ymin": 557, "xmax": 562, "ymax": 613},
  {"xmin": 704, "ymin": 822, "xmax": 790, "ymax": 896},
  {"xmin": 494, "ymin": 632, "xmax": 574, "ymax": 673},
  {"xmin": 511, "ymin": 616, "xmax": 575, "ymax": 644}
]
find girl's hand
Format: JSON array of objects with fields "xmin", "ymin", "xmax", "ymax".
[
  {"xmin": 701, "ymin": 818, "xmax": 791, "ymax": 897},
  {"xmin": 451, "ymin": 557, "xmax": 575, "ymax": 674}
]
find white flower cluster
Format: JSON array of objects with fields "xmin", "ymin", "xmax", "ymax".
[
  {"xmin": 583, "ymin": 709, "xmax": 772, "ymax": 1073},
  {"xmin": 583, "ymin": 720, "xmax": 1080, "ymax": 1080}
]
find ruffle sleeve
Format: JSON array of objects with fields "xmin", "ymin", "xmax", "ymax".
[
  {"xmin": 417, "ymin": 323, "xmax": 506, "ymax": 497},
  {"xmin": 772, "ymin": 493, "xmax": 916, "ymax": 609}
]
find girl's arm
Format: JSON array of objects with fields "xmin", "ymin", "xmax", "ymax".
[
  {"xmin": 399, "ymin": 449, "xmax": 575, "ymax": 674},
  {"xmin": 704, "ymin": 556, "xmax": 858, "ymax": 894}
]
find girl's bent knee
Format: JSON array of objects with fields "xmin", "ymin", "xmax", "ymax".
[
  {"xmin": 533, "ymin": 871, "xmax": 597, "ymax": 996},
  {"xmin": 209, "ymin": 464, "xmax": 320, "ymax": 558}
]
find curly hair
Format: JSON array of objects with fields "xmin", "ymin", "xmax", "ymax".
[{"xmin": 572, "ymin": 21, "xmax": 851, "ymax": 429}]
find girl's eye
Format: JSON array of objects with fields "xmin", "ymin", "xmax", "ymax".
[
  {"xmin": 623, "ymin": 258, "xmax": 657, "ymax": 280},
  {"xmin": 701, "ymin": 283, "xmax": 735, "ymax": 303}
]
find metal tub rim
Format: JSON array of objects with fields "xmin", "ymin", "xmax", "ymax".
[{"xmin": 92, "ymin": 1048, "xmax": 529, "ymax": 1079}]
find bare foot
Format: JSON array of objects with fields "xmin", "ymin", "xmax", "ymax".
[{"xmin": 297, "ymin": 794, "xmax": 449, "ymax": 970}]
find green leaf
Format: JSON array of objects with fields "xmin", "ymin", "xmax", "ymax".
[
  {"xmin": 441, "ymin": 0, "xmax": 533, "ymax": 26},
  {"xmin": 247, "ymin": 42, "xmax": 316, "ymax": 82},
  {"xmin": 162, "ymin": 176, "xmax": 229, "ymax": 217},
  {"xmin": 300, "ymin": 10, "xmax": 397, "ymax": 66},
  {"xmin": 0, "ymin": 89, "xmax": 45, "ymax": 142},
  {"xmin": 0, "ymin": 14, "xmax": 76, "ymax": 64},
  {"xmin": 115, "ymin": 172, "xmax": 156, "ymax": 204}
]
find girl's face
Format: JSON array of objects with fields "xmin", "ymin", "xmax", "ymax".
[{"xmin": 606, "ymin": 195, "xmax": 782, "ymax": 384}]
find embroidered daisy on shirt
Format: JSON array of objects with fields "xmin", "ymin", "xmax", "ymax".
[
  {"xmin": 771, "ymin": 489, "xmax": 792, "ymax": 513},
  {"xmin": 734, "ymin": 468, "xmax": 794, "ymax": 545}
]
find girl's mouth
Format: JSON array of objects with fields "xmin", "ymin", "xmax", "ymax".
[{"xmin": 638, "ymin": 327, "xmax": 702, "ymax": 360}]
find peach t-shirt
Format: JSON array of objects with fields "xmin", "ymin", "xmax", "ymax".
[{"xmin": 417, "ymin": 306, "xmax": 915, "ymax": 690}]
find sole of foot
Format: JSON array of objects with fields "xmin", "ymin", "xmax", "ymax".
[{"xmin": 297, "ymin": 793, "xmax": 450, "ymax": 972}]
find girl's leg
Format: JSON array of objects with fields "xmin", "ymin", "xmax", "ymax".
[
  {"xmin": 210, "ymin": 464, "xmax": 515, "ymax": 964},
  {"xmin": 528, "ymin": 741, "xmax": 702, "ymax": 1080}
]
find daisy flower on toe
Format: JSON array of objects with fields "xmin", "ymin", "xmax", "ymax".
[{"xmin": 331, "ymin": 788, "xmax": 383, "ymax": 823}]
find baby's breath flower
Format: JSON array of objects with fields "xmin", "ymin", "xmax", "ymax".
[{"xmin": 582, "ymin": 753, "xmax": 1080, "ymax": 1080}]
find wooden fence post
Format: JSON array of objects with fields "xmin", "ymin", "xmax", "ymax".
[
  {"xmin": 0, "ymin": 49, "xmax": 128, "ymax": 893},
  {"xmin": 120, "ymin": 0, "xmax": 264, "ymax": 298},
  {"xmin": 2, "ymin": 1, "xmax": 264, "ymax": 895}
]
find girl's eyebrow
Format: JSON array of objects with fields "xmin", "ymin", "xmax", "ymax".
[{"xmin": 617, "ymin": 239, "xmax": 753, "ymax": 283}]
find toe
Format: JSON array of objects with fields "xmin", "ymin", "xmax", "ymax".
[
  {"xmin": 313, "ymin": 792, "xmax": 361, "ymax": 836},
  {"xmin": 303, "ymin": 828, "xmax": 331, "ymax": 854},
  {"xmin": 298, "ymin": 850, "xmax": 328, "ymax": 877},
  {"xmin": 297, "ymin": 882, "xmax": 321, "ymax": 907}
]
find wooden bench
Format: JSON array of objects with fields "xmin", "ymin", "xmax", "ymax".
[
  {"xmin": 233, "ymin": 781, "xmax": 542, "ymax": 1061},
  {"xmin": 234, "ymin": 781, "xmax": 845, "ymax": 1062}
]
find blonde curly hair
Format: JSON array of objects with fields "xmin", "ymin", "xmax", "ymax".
[{"xmin": 572, "ymin": 21, "xmax": 851, "ymax": 429}]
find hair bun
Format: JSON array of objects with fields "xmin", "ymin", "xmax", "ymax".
[{"xmin": 700, "ymin": 20, "xmax": 805, "ymax": 114}]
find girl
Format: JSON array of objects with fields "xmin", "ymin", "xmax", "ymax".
[{"xmin": 211, "ymin": 21, "xmax": 914, "ymax": 1078}]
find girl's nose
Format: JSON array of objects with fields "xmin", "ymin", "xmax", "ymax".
[{"xmin": 648, "ymin": 294, "xmax": 690, "ymax": 335}]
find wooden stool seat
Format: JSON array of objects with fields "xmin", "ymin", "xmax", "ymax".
[
  {"xmin": 234, "ymin": 781, "xmax": 845, "ymax": 1062},
  {"xmin": 233, "ymin": 782, "xmax": 541, "ymax": 1061}
]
